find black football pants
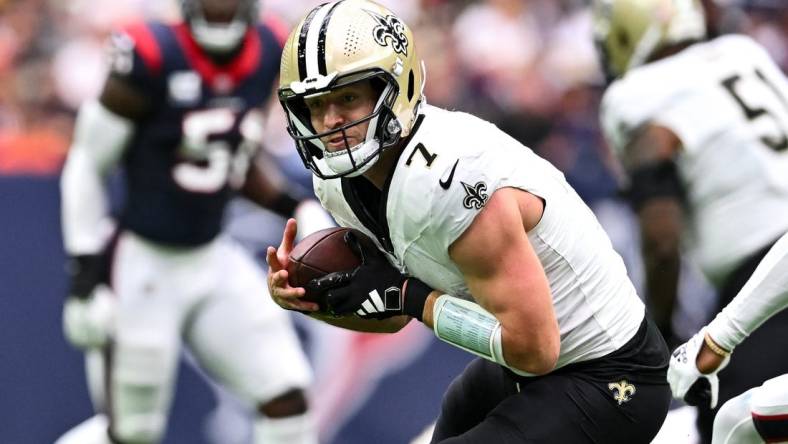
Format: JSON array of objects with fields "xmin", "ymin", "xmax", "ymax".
[{"xmin": 430, "ymin": 357, "xmax": 670, "ymax": 444}]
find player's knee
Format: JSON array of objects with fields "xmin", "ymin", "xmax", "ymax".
[
  {"xmin": 110, "ymin": 381, "xmax": 169, "ymax": 444},
  {"xmin": 713, "ymin": 395, "xmax": 751, "ymax": 443},
  {"xmin": 254, "ymin": 390, "xmax": 315, "ymax": 444},
  {"xmin": 713, "ymin": 390, "xmax": 762, "ymax": 444},
  {"xmin": 110, "ymin": 413, "xmax": 166, "ymax": 444},
  {"xmin": 108, "ymin": 336, "xmax": 176, "ymax": 444},
  {"xmin": 751, "ymin": 376, "xmax": 788, "ymax": 443},
  {"xmin": 257, "ymin": 388, "xmax": 308, "ymax": 418}
]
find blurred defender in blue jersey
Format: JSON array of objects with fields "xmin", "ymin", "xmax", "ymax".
[{"xmin": 56, "ymin": 1, "xmax": 318, "ymax": 443}]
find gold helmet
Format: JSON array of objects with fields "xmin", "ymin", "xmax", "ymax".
[
  {"xmin": 592, "ymin": 0, "xmax": 706, "ymax": 79},
  {"xmin": 278, "ymin": 0, "xmax": 425, "ymax": 179}
]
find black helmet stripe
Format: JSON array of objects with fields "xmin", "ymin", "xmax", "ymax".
[
  {"xmin": 317, "ymin": 1, "xmax": 343, "ymax": 76},
  {"xmin": 297, "ymin": 4, "xmax": 323, "ymax": 81},
  {"xmin": 296, "ymin": 2, "xmax": 343, "ymax": 81}
]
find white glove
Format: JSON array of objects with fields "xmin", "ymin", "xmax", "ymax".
[
  {"xmin": 63, "ymin": 285, "xmax": 116, "ymax": 349},
  {"xmin": 667, "ymin": 329, "xmax": 730, "ymax": 409}
]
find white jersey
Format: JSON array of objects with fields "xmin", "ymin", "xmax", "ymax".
[
  {"xmin": 314, "ymin": 104, "xmax": 645, "ymax": 372},
  {"xmin": 707, "ymin": 231, "xmax": 788, "ymax": 352},
  {"xmin": 601, "ymin": 35, "xmax": 788, "ymax": 286}
]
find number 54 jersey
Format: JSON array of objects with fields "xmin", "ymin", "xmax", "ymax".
[
  {"xmin": 109, "ymin": 19, "xmax": 285, "ymax": 246},
  {"xmin": 601, "ymin": 35, "xmax": 788, "ymax": 286}
]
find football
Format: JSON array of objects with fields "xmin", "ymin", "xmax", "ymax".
[{"xmin": 286, "ymin": 227, "xmax": 366, "ymax": 298}]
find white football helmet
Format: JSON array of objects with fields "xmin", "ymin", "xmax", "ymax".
[
  {"xmin": 278, "ymin": 0, "xmax": 425, "ymax": 179},
  {"xmin": 592, "ymin": 0, "xmax": 707, "ymax": 79},
  {"xmin": 181, "ymin": 0, "xmax": 259, "ymax": 53}
]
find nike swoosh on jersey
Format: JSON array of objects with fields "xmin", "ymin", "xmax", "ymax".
[{"xmin": 439, "ymin": 159, "xmax": 459, "ymax": 190}]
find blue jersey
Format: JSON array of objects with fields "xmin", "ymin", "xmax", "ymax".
[{"xmin": 109, "ymin": 20, "xmax": 285, "ymax": 246}]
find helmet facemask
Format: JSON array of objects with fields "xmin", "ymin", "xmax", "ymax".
[
  {"xmin": 181, "ymin": 0, "xmax": 258, "ymax": 53},
  {"xmin": 278, "ymin": 0, "xmax": 425, "ymax": 180},
  {"xmin": 280, "ymin": 70, "xmax": 402, "ymax": 179}
]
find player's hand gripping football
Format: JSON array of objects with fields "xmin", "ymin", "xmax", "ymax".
[
  {"xmin": 63, "ymin": 254, "xmax": 116, "ymax": 349},
  {"xmin": 266, "ymin": 219, "xmax": 321, "ymax": 313},
  {"xmin": 667, "ymin": 329, "xmax": 730, "ymax": 409},
  {"xmin": 308, "ymin": 231, "xmax": 432, "ymax": 320}
]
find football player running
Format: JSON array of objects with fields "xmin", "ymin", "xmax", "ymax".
[
  {"xmin": 593, "ymin": 0, "xmax": 788, "ymax": 441},
  {"xmin": 267, "ymin": 1, "xmax": 671, "ymax": 442},
  {"xmin": 57, "ymin": 1, "xmax": 318, "ymax": 443},
  {"xmin": 668, "ymin": 231, "xmax": 788, "ymax": 444}
]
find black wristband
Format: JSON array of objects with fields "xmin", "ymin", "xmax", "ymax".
[
  {"xmin": 269, "ymin": 193, "xmax": 301, "ymax": 218},
  {"xmin": 67, "ymin": 254, "xmax": 108, "ymax": 300},
  {"xmin": 403, "ymin": 278, "xmax": 433, "ymax": 321},
  {"xmin": 627, "ymin": 160, "xmax": 686, "ymax": 211}
]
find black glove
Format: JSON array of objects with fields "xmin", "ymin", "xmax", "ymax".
[
  {"xmin": 63, "ymin": 253, "xmax": 115, "ymax": 349},
  {"xmin": 683, "ymin": 378, "xmax": 713, "ymax": 407},
  {"xmin": 66, "ymin": 254, "xmax": 109, "ymax": 300},
  {"xmin": 308, "ymin": 231, "xmax": 433, "ymax": 320}
]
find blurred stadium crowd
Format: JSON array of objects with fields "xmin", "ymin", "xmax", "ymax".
[
  {"xmin": 1, "ymin": 0, "xmax": 786, "ymax": 200},
  {"xmin": 2, "ymin": 0, "xmax": 788, "ymax": 443}
]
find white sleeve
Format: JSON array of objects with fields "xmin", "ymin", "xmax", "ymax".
[
  {"xmin": 652, "ymin": 88, "xmax": 722, "ymax": 152},
  {"xmin": 426, "ymin": 151, "xmax": 499, "ymax": 254},
  {"xmin": 599, "ymin": 86, "xmax": 630, "ymax": 157},
  {"xmin": 598, "ymin": 79, "xmax": 664, "ymax": 157},
  {"xmin": 706, "ymin": 232, "xmax": 788, "ymax": 351},
  {"xmin": 427, "ymin": 136, "xmax": 550, "ymax": 254},
  {"xmin": 601, "ymin": 75, "xmax": 703, "ymax": 156},
  {"xmin": 60, "ymin": 101, "xmax": 134, "ymax": 255}
]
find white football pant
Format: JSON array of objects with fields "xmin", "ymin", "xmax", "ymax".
[
  {"xmin": 58, "ymin": 231, "xmax": 313, "ymax": 443},
  {"xmin": 713, "ymin": 374, "xmax": 788, "ymax": 444}
]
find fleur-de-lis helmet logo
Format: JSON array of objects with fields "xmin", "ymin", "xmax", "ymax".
[{"xmin": 365, "ymin": 10, "xmax": 409, "ymax": 56}]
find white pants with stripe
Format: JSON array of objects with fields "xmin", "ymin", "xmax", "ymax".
[
  {"xmin": 97, "ymin": 231, "xmax": 312, "ymax": 442},
  {"xmin": 713, "ymin": 373, "xmax": 788, "ymax": 444}
]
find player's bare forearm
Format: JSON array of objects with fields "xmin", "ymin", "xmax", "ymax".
[
  {"xmin": 644, "ymin": 256, "xmax": 680, "ymax": 343},
  {"xmin": 449, "ymin": 189, "xmax": 560, "ymax": 374},
  {"xmin": 621, "ymin": 124, "xmax": 680, "ymax": 171},
  {"xmin": 308, "ymin": 312, "xmax": 411, "ymax": 333},
  {"xmin": 622, "ymin": 124, "xmax": 685, "ymax": 344},
  {"xmin": 241, "ymin": 160, "xmax": 300, "ymax": 217},
  {"xmin": 420, "ymin": 292, "xmax": 440, "ymax": 328},
  {"xmin": 100, "ymin": 75, "xmax": 151, "ymax": 121},
  {"xmin": 696, "ymin": 340, "xmax": 727, "ymax": 374},
  {"xmin": 638, "ymin": 198, "xmax": 683, "ymax": 343}
]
